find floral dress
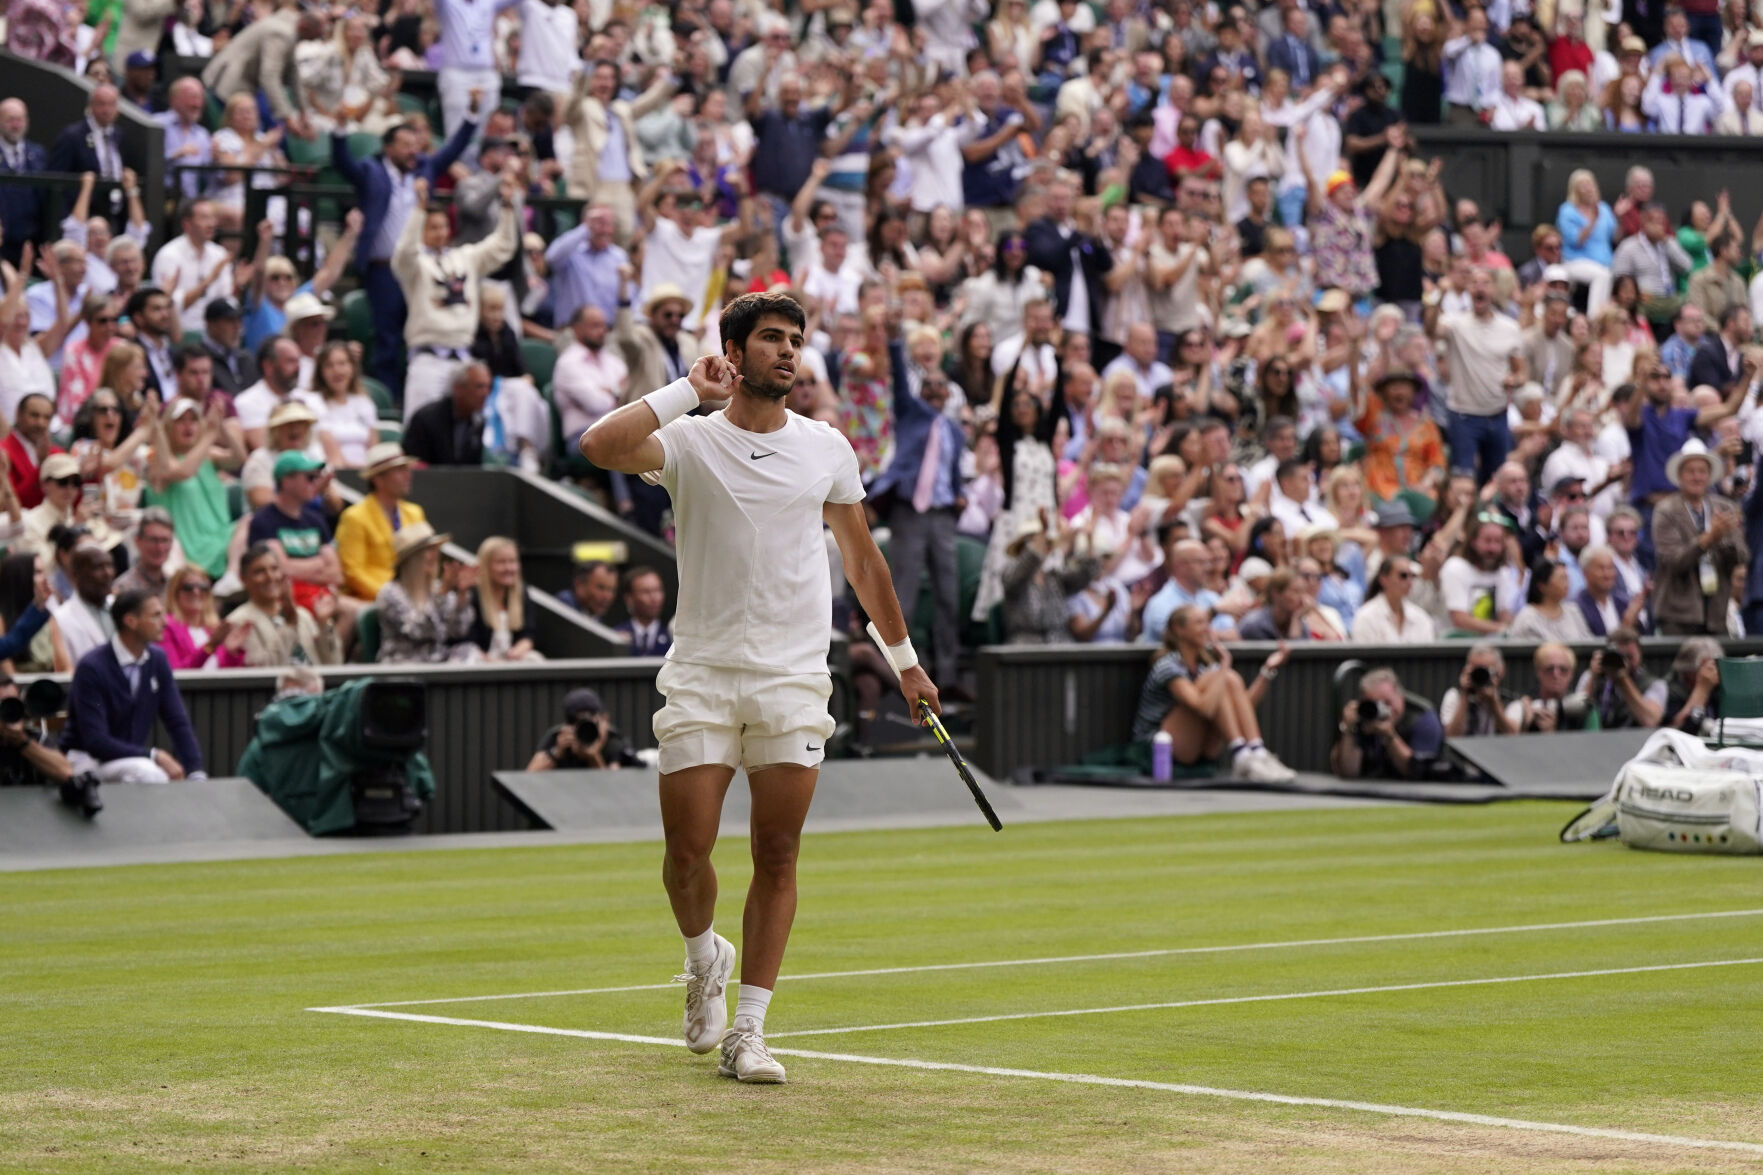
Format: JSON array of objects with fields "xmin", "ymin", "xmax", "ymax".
[
  {"xmin": 1310, "ymin": 201, "xmax": 1379, "ymax": 297},
  {"xmin": 972, "ymin": 438, "xmax": 1057, "ymax": 621},
  {"xmin": 837, "ymin": 371, "xmax": 894, "ymax": 484}
]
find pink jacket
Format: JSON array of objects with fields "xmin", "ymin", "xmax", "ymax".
[{"xmin": 160, "ymin": 619, "xmax": 245, "ymax": 670}]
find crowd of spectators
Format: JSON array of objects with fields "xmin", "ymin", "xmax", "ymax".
[{"xmin": 8, "ymin": 0, "xmax": 1763, "ymax": 779}]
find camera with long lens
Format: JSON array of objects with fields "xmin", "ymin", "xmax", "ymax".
[
  {"xmin": 1543, "ymin": 694, "xmax": 1589, "ymax": 727},
  {"xmin": 1468, "ymin": 665, "xmax": 1493, "ymax": 690},
  {"xmin": 1355, "ymin": 698, "xmax": 1391, "ymax": 730},
  {"xmin": 1602, "ymin": 644, "xmax": 1627, "ymax": 677},
  {"xmin": 573, "ymin": 717, "xmax": 600, "ymax": 746},
  {"xmin": 1, "ymin": 679, "xmax": 66, "ymax": 726}
]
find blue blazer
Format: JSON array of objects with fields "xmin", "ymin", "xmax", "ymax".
[
  {"xmin": 1573, "ymin": 585, "xmax": 1633, "ymax": 638},
  {"xmin": 331, "ymin": 118, "xmax": 478, "ymax": 270},
  {"xmin": 1265, "ymin": 35, "xmax": 1322, "ymax": 85},
  {"xmin": 0, "ymin": 140, "xmax": 48, "ymax": 248},
  {"xmin": 62, "ymin": 643, "xmax": 203, "ymax": 773},
  {"xmin": 869, "ymin": 339, "xmax": 963, "ymax": 510},
  {"xmin": 614, "ymin": 620, "xmax": 673, "ymax": 657}
]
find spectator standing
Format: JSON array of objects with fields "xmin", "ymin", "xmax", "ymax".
[
  {"xmin": 612, "ymin": 564, "xmax": 670, "ymax": 656},
  {"xmin": 157, "ymin": 77, "xmax": 213, "ymax": 203},
  {"xmin": 1625, "ymin": 353, "xmax": 1746, "ymax": 508},
  {"xmin": 1610, "ymin": 204, "xmax": 1693, "ymax": 335},
  {"xmin": 1, "ymin": 254, "xmax": 78, "ymax": 422},
  {"xmin": 958, "ymin": 72, "xmax": 1033, "ymax": 229},
  {"xmin": 395, "ymin": 174, "xmax": 523, "ymax": 422},
  {"xmin": 404, "ymin": 362, "xmax": 491, "ymax": 468},
  {"xmin": 51, "ymin": 544, "xmax": 116, "ymax": 664},
  {"xmin": 1652, "ymin": 442, "xmax": 1746, "ymax": 635},
  {"xmin": 0, "ymin": 99, "xmax": 48, "ymax": 269},
  {"xmin": 517, "ymin": 0, "xmax": 580, "ymax": 100},
  {"xmin": 1024, "ymin": 177, "xmax": 1112, "ymax": 343},
  {"xmin": 376, "ymin": 522, "xmax": 479, "ymax": 663},
  {"xmin": 565, "ymin": 60, "xmax": 678, "ymax": 239},
  {"xmin": 201, "ymin": 3, "xmax": 321, "ymax": 136},
  {"xmin": 47, "ymin": 84, "xmax": 130, "ymax": 181},
  {"xmin": 61, "ymin": 589, "xmax": 203, "ymax": 785},
  {"xmin": 331, "ymin": 110, "xmax": 480, "ymax": 394},
  {"xmin": 1429, "ymin": 268, "xmax": 1525, "ymax": 485},
  {"xmin": 1441, "ymin": 9, "xmax": 1502, "ymax": 125},
  {"xmin": 871, "ymin": 328, "xmax": 965, "ymax": 693},
  {"xmin": 615, "ymin": 285, "xmax": 704, "ymax": 411},
  {"xmin": 150, "ymin": 199, "xmax": 234, "ymax": 335},
  {"xmin": 143, "ymin": 399, "xmax": 236, "ymax": 577},
  {"xmin": 224, "ymin": 543, "xmax": 342, "ymax": 667},
  {"xmin": 1687, "ymin": 305, "xmax": 1753, "ymax": 396},
  {"xmin": 546, "ymin": 205, "xmax": 629, "ymax": 329}
]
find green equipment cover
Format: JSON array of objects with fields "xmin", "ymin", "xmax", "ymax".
[{"xmin": 238, "ymin": 679, "xmax": 436, "ymax": 835}]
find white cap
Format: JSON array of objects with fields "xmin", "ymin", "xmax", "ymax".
[{"xmin": 1542, "ymin": 264, "xmax": 1571, "ymax": 284}]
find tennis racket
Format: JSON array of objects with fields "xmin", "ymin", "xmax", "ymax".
[{"xmin": 919, "ymin": 700, "xmax": 1003, "ymax": 832}]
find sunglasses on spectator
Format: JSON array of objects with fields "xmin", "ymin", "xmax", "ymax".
[
  {"xmin": 92, "ymin": 315, "xmax": 117, "ymax": 324},
  {"xmin": 179, "ymin": 582, "xmax": 212, "ymax": 595},
  {"xmin": 268, "ymin": 272, "xmax": 296, "ymax": 281},
  {"xmin": 1610, "ymin": 527, "xmax": 1637, "ymax": 537},
  {"xmin": 1560, "ymin": 490, "xmax": 1586, "ymax": 502},
  {"xmin": 654, "ymin": 309, "xmax": 682, "ymax": 321},
  {"xmin": 1390, "ymin": 569, "xmax": 1416, "ymax": 580},
  {"xmin": 49, "ymin": 476, "xmax": 82, "ymax": 488},
  {"xmin": 1539, "ymin": 663, "xmax": 1573, "ymax": 674},
  {"xmin": 93, "ymin": 403, "xmax": 121, "ymax": 415}
]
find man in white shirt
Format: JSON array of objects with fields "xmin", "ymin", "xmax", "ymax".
[
  {"xmin": 1541, "ymin": 409, "xmax": 1620, "ymax": 517},
  {"xmin": 1268, "ymin": 457, "xmax": 1335, "ymax": 538},
  {"xmin": 516, "ymin": 0, "xmax": 580, "ymax": 99},
  {"xmin": 579, "ymin": 291, "xmax": 939, "ymax": 1085},
  {"xmin": 236, "ymin": 337, "xmax": 324, "ymax": 451},
  {"xmin": 1098, "ymin": 322, "xmax": 1174, "ymax": 403},
  {"xmin": 885, "ymin": 93, "xmax": 965, "ymax": 216},
  {"xmin": 1723, "ymin": 30, "xmax": 1763, "ymax": 111},
  {"xmin": 51, "ymin": 543, "xmax": 115, "ymax": 666},
  {"xmin": 636, "ymin": 165, "xmax": 748, "ymax": 335},
  {"xmin": 552, "ymin": 305, "xmax": 628, "ymax": 444},
  {"xmin": 990, "ymin": 296, "xmax": 1060, "ymax": 395},
  {"xmin": 150, "ymin": 198, "xmax": 234, "ymax": 334},
  {"xmin": 1440, "ymin": 517, "xmax": 1517, "ymax": 634},
  {"xmin": 1488, "ymin": 62, "xmax": 1547, "ymax": 129},
  {"xmin": 436, "ymin": 0, "xmax": 522, "ymax": 157},
  {"xmin": 1441, "ymin": 7, "xmax": 1502, "ymax": 124},
  {"xmin": 24, "ymin": 241, "xmax": 92, "ymax": 361},
  {"xmin": 1641, "ymin": 56, "xmax": 1726, "ymax": 135},
  {"xmin": 796, "ymin": 226, "xmax": 864, "ymax": 319}
]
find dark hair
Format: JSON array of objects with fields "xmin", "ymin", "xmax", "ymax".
[
  {"xmin": 1526, "ymin": 557, "xmax": 1564, "ymax": 605},
  {"xmin": 381, "ymin": 122, "xmax": 415, "ymax": 147},
  {"xmin": 47, "ymin": 524, "xmax": 90, "ymax": 560},
  {"xmin": 255, "ymin": 335, "xmax": 289, "ymax": 370},
  {"xmin": 124, "ymin": 287, "xmax": 166, "ymax": 322},
  {"xmin": 240, "ymin": 541, "xmax": 280, "ymax": 578},
  {"xmin": 111, "ymin": 587, "xmax": 157, "ymax": 629},
  {"xmin": 1274, "ymin": 457, "xmax": 1308, "ymax": 485},
  {"xmin": 1247, "ymin": 515, "xmax": 1283, "ymax": 562},
  {"xmin": 1721, "ymin": 303, "xmax": 1750, "ymax": 332},
  {"xmin": 0, "ymin": 554, "xmax": 37, "ymax": 628},
  {"xmin": 1263, "ymin": 415, "xmax": 1297, "ymax": 440},
  {"xmin": 573, "ymin": 558, "xmax": 611, "ymax": 580},
  {"xmin": 173, "ymin": 341, "xmax": 210, "ymax": 371},
  {"xmin": 718, "ymin": 292, "xmax": 805, "ymax": 350},
  {"xmin": 621, "ymin": 564, "xmax": 662, "ymax": 594},
  {"xmin": 17, "ymin": 392, "xmax": 53, "ymax": 419},
  {"xmin": 1257, "ymin": 362, "xmax": 1299, "ymax": 420},
  {"xmin": 1302, "ymin": 424, "xmax": 1342, "ymax": 471},
  {"xmin": 994, "ymin": 233, "xmax": 1028, "ymax": 277}
]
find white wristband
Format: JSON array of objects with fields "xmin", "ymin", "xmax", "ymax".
[
  {"xmin": 865, "ymin": 621, "xmax": 919, "ymax": 675},
  {"xmin": 642, "ymin": 377, "xmax": 699, "ymax": 428}
]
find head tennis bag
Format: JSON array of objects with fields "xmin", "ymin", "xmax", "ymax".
[{"xmin": 1561, "ymin": 728, "xmax": 1763, "ymax": 854}]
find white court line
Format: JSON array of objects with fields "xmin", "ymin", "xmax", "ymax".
[
  {"xmin": 305, "ymin": 1005, "xmax": 1763, "ymax": 1158},
  {"xmin": 342, "ymin": 906, "xmax": 1763, "ymax": 1008},
  {"xmin": 766, "ymin": 956, "xmax": 1763, "ymax": 1038}
]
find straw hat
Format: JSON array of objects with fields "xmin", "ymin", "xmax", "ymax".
[
  {"xmin": 643, "ymin": 283, "xmax": 693, "ymax": 318},
  {"xmin": 392, "ymin": 521, "xmax": 450, "ymax": 569},
  {"xmin": 362, "ymin": 442, "xmax": 417, "ymax": 482},
  {"xmin": 267, "ymin": 400, "xmax": 318, "ymax": 430},
  {"xmin": 282, "ymin": 292, "xmax": 335, "ymax": 324},
  {"xmin": 1006, "ymin": 515, "xmax": 1045, "ymax": 556},
  {"xmin": 40, "ymin": 453, "xmax": 81, "ymax": 481}
]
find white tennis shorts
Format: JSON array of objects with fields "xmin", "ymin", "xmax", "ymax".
[{"xmin": 653, "ymin": 660, "xmax": 836, "ymax": 775}]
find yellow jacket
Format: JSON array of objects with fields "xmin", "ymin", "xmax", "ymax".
[{"xmin": 335, "ymin": 496, "xmax": 427, "ymax": 601}]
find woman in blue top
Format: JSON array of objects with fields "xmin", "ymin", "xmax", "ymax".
[{"xmin": 1555, "ymin": 168, "xmax": 1617, "ymax": 314}]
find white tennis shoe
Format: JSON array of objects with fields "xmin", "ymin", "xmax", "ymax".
[
  {"xmin": 718, "ymin": 1027, "xmax": 787, "ymax": 1083},
  {"xmin": 1232, "ymin": 748, "xmax": 1297, "ymax": 783},
  {"xmin": 674, "ymin": 934, "xmax": 735, "ymax": 1054}
]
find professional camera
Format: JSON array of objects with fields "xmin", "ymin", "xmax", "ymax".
[
  {"xmin": 1542, "ymin": 694, "xmax": 1590, "ymax": 726},
  {"xmin": 0, "ymin": 679, "xmax": 66, "ymax": 726},
  {"xmin": 1355, "ymin": 698, "xmax": 1391, "ymax": 728},
  {"xmin": 1602, "ymin": 644, "xmax": 1627, "ymax": 676},
  {"xmin": 1468, "ymin": 665, "xmax": 1494, "ymax": 690}
]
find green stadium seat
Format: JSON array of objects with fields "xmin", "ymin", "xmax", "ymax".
[
  {"xmin": 362, "ymin": 374, "xmax": 397, "ymax": 420},
  {"xmin": 355, "ymin": 605, "xmax": 381, "ymax": 663},
  {"xmin": 396, "ymin": 93, "xmax": 427, "ymax": 118},
  {"xmin": 346, "ymin": 132, "xmax": 383, "ymax": 167},
  {"xmin": 182, "ymin": 329, "xmax": 204, "ymax": 347},
  {"xmin": 520, "ymin": 337, "xmax": 557, "ymax": 391},
  {"xmin": 377, "ymin": 422, "xmax": 403, "ymax": 444},
  {"xmin": 342, "ymin": 289, "xmax": 374, "ymax": 349},
  {"xmin": 226, "ymin": 480, "xmax": 244, "ymax": 521},
  {"xmin": 1715, "ymin": 658, "xmax": 1763, "ymax": 746},
  {"xmin": 284, "ymin": 134, "xmax": 329, "ymax": 168}
]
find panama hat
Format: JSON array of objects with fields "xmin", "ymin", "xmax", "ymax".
[
  {"xmin": 643, "ymin": 283, "xmax": 693, "ymax": 318},
  {"xmin": 362, "ymin": 442, "xmax": 417, "ymax": 482},
  {"xmin": 1665, "ymin": 439, "xmax": 1724, "ymax": 487},
  {"xmin": 392, "ymin": 521, "xmax": 451, "ymax": 569},
  {"xmin": 282, "ymin": 292, "xmax": 335, "ymax": 324},
  {"xmin": 267, "ymin": 400, "xmax": 318, "ymax": 430}
]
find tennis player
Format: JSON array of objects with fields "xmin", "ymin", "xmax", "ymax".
[{"xmin": 580, "ymin": 291, "xmax": 939, "ymax": 1084}]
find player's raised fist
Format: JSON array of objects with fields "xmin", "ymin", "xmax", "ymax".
[{"xmin": 689, "ymin": 355, "xmax": 735, "ymax": 401}]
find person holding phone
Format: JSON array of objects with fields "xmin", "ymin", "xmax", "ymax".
[{"xmin": 1130, "ymin": 603, "xmax": 1295, "ymax": 780}]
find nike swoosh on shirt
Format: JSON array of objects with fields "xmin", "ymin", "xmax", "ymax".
[{"xmin": 750, "ymin": 450, "xmax": 778, "ymax": 460}]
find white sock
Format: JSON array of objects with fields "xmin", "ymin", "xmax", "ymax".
[
  {"xmin": 684, "ymin": 926, "xmax": 717, "ymax": 971},
  {"xmin": 1228, "ymin": 738, "xmax": 1248, "ymax": 760},
  {"xmin": 1247, "ymin": 738, "xmax": 1266, "ymax": 753},
  {"xmin": 733, "ymin": 984, "xmax": 773, "ymax": 1033}
]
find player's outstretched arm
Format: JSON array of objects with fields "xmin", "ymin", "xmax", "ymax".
[
  {"xmin": 824, "ymin": 501, "xmax": 941, "ymax": 716},
  {"xmin": 579, "ymin": 356, "xmax": 735, "ymax": 474}
]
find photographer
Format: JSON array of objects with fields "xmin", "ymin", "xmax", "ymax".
[
  {"xmin": 1663, "ymin": 636, "xmax": 1726, "ymax": 733},
  {"xmin": 1511, "ymin": 643, "xmax": 1595, "ymax": 733},
  {"xmin": 1441, "ymin": 642, "xmax": 1522, "ymax": 737},
  {"xmin": 526, "ymin": 688, "xmax": 641, "ymax": 770},
  {"xmin": 0, "ymin": 673, "xmax": 84, "ymax": 809},
  {"xmin": 1331, "ymin": 667, "xmax": 1446, "ymax": 780},
  {"xmin": 1578, "ymin": 627, "xmax": 1665, "ymax": 729}
]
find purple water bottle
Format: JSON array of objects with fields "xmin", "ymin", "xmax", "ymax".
[{"xmin": 1151, "ymin": 731, "xmax": 1173, "ymax": 783}]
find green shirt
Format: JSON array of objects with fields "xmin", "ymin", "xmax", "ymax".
[{"xmin": 143, "ymin": 461, "xmax": 232, "ymax": 577}]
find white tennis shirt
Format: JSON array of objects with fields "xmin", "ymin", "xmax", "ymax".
[{"xmin": 643, "ymin": 384, "xmax": 865, "ymax": 676}]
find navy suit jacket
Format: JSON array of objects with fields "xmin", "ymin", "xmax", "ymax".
[
  {"xmin": 1022, "ymin": 218, "xmax": 1113, "ymax": 337},
  {"xmin": 1573, "ymin": 585, "xmax": 1632, "ymax": 637},
  {"xmin": 869, "ymin": 339, "xmax": 964, "ymax": 510},
  {"xmin": 62, "ymin": 643, "xmax": 203, "ymax": 772},
  {"xmin": 332, "ymin": 118, "xmax": 478, "ymax": 270},
  {"xmin": 615, "ymin": 619, "xmax": 673, "ymax": 657},
  {"xmin": 47, "ymin": 119, "xmax": 132, "ymax": 176},
  {"xmin": 1266, "ymin": 35, "xmax": 1322, "ymax": 85},
  {"xmin": 0, "ymin": 140, "xmax": 48, "ymax": 247},
  {"xmin": 1688, "ymin": 337, "xmax": 1738, "ymax": 393}
]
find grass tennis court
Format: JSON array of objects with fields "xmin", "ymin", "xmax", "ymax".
[{"xmin": 5, "ymin": 803, "xmax": 1762, "ymax": 1173}]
